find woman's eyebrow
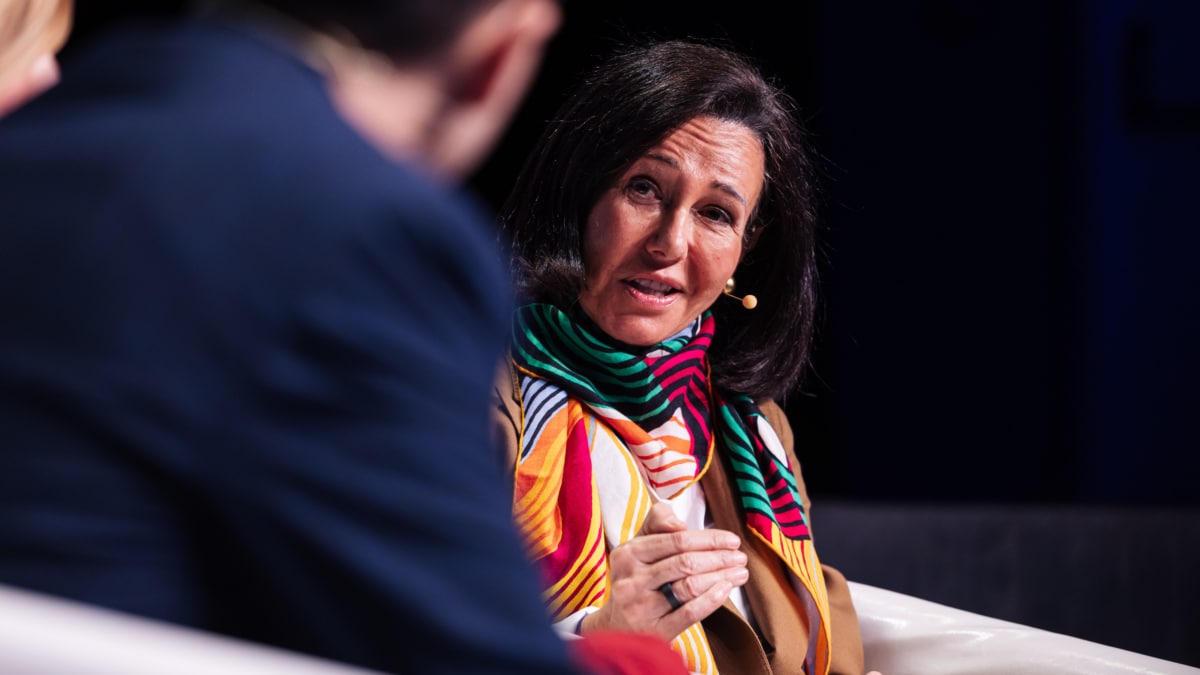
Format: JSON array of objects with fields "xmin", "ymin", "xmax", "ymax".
[
  {"xmin": 712, "ymin": 181, "xmax": 747, "ymax": 206},
  {"xmin": 643, "ymin": 152, "xmax": 748, "ymax": 206}
]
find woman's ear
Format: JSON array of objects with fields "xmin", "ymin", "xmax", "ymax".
[{"xmin": 740, "ymin": 223, "xmax": 765, "ymax": 259}]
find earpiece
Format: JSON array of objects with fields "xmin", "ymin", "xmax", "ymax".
[{"xmin": 723, "ymin": 278, "xmax": 758, "ymax": 310}]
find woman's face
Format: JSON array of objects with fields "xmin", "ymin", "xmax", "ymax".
[{"xmin": 578, "ymin": 115, "xmax": 765, "ymax": 346}]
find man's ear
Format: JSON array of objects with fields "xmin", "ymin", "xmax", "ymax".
[
  {"xmin": 445, "ymin": 0, "xmax": 561, "ymax": 106},
  {"xmin": 425, "ymin": 0, "xmax": 560, "ymax": 178}
]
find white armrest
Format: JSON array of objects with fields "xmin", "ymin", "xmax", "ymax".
[
  {"xmin": 849, "ymin": 581, "xmax": 1199, "ymax": 675},
  {"xmin": 0, "ymin": 584, "xmax": 385, "ymax": 675}
]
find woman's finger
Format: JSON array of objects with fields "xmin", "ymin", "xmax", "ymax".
[
  {"xmin": 638, "ymin": 502, "xmax": 686, "ymax": 536},
  {"xmin": 659, "ymin": 567, "xmax": 749, "ymax": 611},
  {"xmin": 651, "ymin": 547, "xmax": 747, "ymax": 587},
  {"xmin": 656, "ymin": 580, "xmax": 736, "ymax": 639},
  {"xmin": 618, "ymin": 528, "xmax": 742, "ymax": 568}
]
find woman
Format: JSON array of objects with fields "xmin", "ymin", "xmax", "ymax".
[
  {"xmin": 0, "ymin": 0, "xmax": 72, "ymax": 117},
  {"xmin": 493, "ymin": 40, "xmax": 871, "ymax": 675}
]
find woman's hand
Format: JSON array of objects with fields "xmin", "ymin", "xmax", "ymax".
[{"xmin": 580, "ymin": 502, "xmax": 749, "ymax": 641}]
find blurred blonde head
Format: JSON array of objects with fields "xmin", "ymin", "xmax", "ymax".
[{"xmin": 0, "ymin": 0, "xmax": 72, "ymax": 116}]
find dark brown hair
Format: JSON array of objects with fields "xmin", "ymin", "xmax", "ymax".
[{"xmin": 501, "ymin": 38, "xmax": 821, "ymax": 401}]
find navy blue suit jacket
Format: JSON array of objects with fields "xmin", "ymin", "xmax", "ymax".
[{"xmin": 0, "ymin": 15, "xmax": 575, "ymax": 675}]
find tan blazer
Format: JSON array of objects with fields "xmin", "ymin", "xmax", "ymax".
[{"xmin": 493, "ymin": 362, "xmax": 865, "ymax": 675}]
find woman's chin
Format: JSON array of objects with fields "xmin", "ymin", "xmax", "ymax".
[
  {"xmin": 579, "ymin": 293, "xmax": 701, "ymax": 346},
  {"xmin": 593, "ymin": 315, "xmax": 690, "ymax": 347}
]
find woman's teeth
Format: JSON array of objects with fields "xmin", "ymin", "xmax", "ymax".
[{"xmin": 629, "ymin": 279, "xmax": 674, "ymax": 295}]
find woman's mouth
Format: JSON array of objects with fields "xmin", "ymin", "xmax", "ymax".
[
  {"xmin": 623, "ymin": 278, "xmax": 680, "ymax": 306},
  {"xmin": 626, "ymin": 278, "xmax": 678, "ymax": 296}
]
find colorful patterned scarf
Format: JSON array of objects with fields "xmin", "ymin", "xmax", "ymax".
[{"xmin": 510, "ymin": 303, "xmax": 831, "ymax": 675}]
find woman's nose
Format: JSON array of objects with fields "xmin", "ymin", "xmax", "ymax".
[{"xmin": 645, "ymin": 210, "xmax": 688, "ymax": 261}]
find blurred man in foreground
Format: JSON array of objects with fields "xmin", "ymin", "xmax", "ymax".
[{"xmin": 0, "ymin": 1, "xmax": 682, "ymax": 673}]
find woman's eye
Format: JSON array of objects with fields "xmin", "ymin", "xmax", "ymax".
[
  {"xmin": 700, "ymin": 206, "xmax": 734, "ymax": 225},
  {"xmin": 626, "ymin": 177, "xmax": 657, "ymax": 198}
]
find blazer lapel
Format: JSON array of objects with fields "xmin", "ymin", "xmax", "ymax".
[{"xmin": 701, "ymin": 441, "xmax": 813, "ymax": 675}]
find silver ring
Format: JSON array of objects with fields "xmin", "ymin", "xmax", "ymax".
[{"xmin": 659, "ymin": 581, "xmax": 683, "ymax": 612}]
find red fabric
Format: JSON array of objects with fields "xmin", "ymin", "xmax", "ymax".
[{"xmin": 568, "ymin": 631, "xmax": 689, "ymax": 675}]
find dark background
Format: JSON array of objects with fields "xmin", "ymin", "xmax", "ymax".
[
  {"xmin": 471, "ymin": 1, "xmax": 1200, "ymax": 665},
  {"xmin": 472, "ymin": 0, "xmax": 1200, "ymax": 509},
  {"xmin": 66, "ymin": 0, "xmax": 1200, "ymax": 666}
]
